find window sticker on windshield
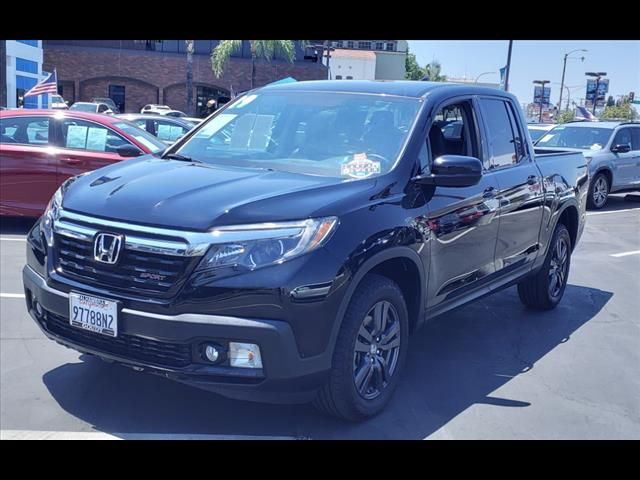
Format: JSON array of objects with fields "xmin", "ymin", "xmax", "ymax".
[
  {"xmin": 196, "ymin": 113, "xmax": 237, "ymax": 137},
  {"xmin": 86, "ymin": 127, "xmax": 107, "ymax": 151},
  {"xmin": 228, "ymin": 94, "xmax": 258, "ymax": 109},
  {"xmin": 66, "ymin": 125, "xmax": 88, "ymax": 148},
  {"xmin": 341, "ymin": 153, "xmax": 381, "ymax": 179}
]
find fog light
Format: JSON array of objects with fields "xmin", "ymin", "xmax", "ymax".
[
  {"xmin": 34, "ymin": 301, "xmax": 43, "ymax": 317},
  {"xmin": 204, "ymin": 344, "xmax": 220, "ymax": 363},
  {"xmin": 229, "ymin": 342, "xmax": 263, "ymax": 369}
]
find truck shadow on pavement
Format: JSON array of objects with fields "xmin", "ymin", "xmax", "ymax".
[{"xmin": 42, "ymin": 284, "xmax": 612, "ymax": 439}]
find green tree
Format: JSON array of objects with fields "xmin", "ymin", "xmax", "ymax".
[
  {"xmin": 211, "ymin": 40, "xmax": 300, "ymax": 89},
  {"xmin": 556, "ymin": 110, "xmax": 575, "ymax": 124},
  {"xmin": 405, "ymin": 52, "xmax": 424, "ymax": 80},
  {"xmin": 423, "ymin": 61, "xmax": 447, "ymax": 82},
  {"xmin": 600, "ymin": 102, "xmax": 638, "ymax": 121},
  {"xmin": 606, "ymin": 95, "xmax": 615, "ymax": 107}
]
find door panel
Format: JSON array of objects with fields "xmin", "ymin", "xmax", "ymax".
[
  {"xmin": 611, "ymin": 127, "xmax": 638, "ymax": 188},
  {"xmin": 426, "ymin": 177, "xmax": 501, "ymax": 306},
  {"xmin": 0, "ymin": 115, "xmax": 58, "ymax": 216},
  {"xmin": 491, "ymin": 163, "xmax": 544, "ymax": 271},
  {"xmin": 54, "ymin": 117, "xmax": 128, "ymax": 183}
]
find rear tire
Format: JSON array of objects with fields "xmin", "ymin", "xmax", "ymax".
[
  {"xmin": 587, "ymin": 172, "xmax": 609, "ymax": 210},
  {"xmin": 313, "ymin": 274, "xmax": 409, "ymax": 421},
  {"xmin": 518, "ymin": 223, "xmax": 571, "ymax": 310}
]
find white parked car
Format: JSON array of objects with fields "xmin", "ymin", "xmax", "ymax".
[
  {"xmin": 141, "ymin": 104, "xmax": 172, "ymax": 115},
  {"xmin": 527, "ymin": 123, "xmax": 556, "ymax": 143}
]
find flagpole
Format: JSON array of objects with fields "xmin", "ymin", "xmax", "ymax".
[{"xmin": 504, "ymin": 40, "xmax": 513, "ymax": 92}]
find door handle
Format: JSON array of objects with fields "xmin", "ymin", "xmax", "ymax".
[
  {"xmin": 482, "ymin": 186, "xmax": 496, "ymax": 198},
  {"xmin": 61, "ymin": 158, "xmax": 82, "ymax": 165},
  {"xmin": 526, "ymin": 175, "xmax": 538, "ymax": 185}
]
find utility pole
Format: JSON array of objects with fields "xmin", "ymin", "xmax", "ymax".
[
  {"xmin": 559, "ymin": 49, "xmax": 587, "ymax": 112},
  {"xmin": 504, "ymin": 40, "xmax": 513, "ymax": 92}
]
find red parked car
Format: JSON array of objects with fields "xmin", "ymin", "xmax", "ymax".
[{"xmin": 0, "ymin": 109, "xmax": 166, "ymax": 217}]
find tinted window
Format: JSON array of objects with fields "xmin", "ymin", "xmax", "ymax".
[
  {"xmin": 112, "ymin": 121, "xmax": 166, "ymax": 153},
  {"xmin": 612, "ymin": 128, "xmax": 632, "ymax": 148},
  {"xmin": 535, "ymin": 125, "xmax": 613, "ymax": 150},
  {"xmin": 60, "ymin": 118, "xmax": 131, "ymax": 153},
  {"xmin": 153, "ymin": 120, "xmax": 190, "ymax": 142},
  {"xmin": 16, "ymin": 57, "xmax": 38, "ymax": 74},
  {"xmin": 479, "ymin": 98, "xmax": 517, "ymax": 168},
  {"xmin": 630, "ymin": 127, "xmax": 640, "ymax": 150},
  {"xmin": 70, "ymin": 103, "xmax": 97, "ymax": 113},
  {"xmin": 0, "ymin": 116, "xmax": 49, "ymax": 145}
]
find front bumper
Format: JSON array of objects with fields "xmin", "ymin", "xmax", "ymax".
[{"xmin": 23, "ymin": 265, "xmax": 330, "ymax": 403}]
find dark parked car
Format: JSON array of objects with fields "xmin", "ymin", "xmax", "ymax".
[
  {"xmin": 22, "ymin": 81, "xmax": 588, "ymax": 420},
  {"xmin": 116, "ymin": 114, "xmax": 196, "ymax": 144},
  {"xmin": 0, "ymin": 109, "xmax": 166, "ymax": 217}
]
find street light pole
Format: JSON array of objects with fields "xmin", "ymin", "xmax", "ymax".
[
  {"xmin": 559, "ymin": 49, "xmax": 587, "ymax": 112},
  {"xmin": 504, "ymin": 40, "xmax": 513, "ymax": 92}
]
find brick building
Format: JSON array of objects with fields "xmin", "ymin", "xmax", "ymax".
[{"xmin": 43, "ymin": 40, "xmax": 328, "ymax": 116}]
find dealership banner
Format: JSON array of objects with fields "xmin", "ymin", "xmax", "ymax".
[
  {"xmin": 533, "ymin": 85, "xmax": 551, "ymax": 108},
  {"xmin": 586, "ymin": 78, "xmax": 609, "ymax": 108}
]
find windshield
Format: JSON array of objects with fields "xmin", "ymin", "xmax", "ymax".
[
  {"xmin": 113, "ymin": 121, "xmax": 166, "ymax": 153},
  {"xmin": 51, "ymin": 95, "xmax": 64, "ymax": 103},
  {"xmin": 535, "ymin": 125, "xmax": 614, "ymax": 150},
  {"xmin": 174, "ymin": 91, "xmax": 421, "ymax": 179},
  {"xmin": 70, "ymin": 103, "xmax": 96, "ymax": 112}
]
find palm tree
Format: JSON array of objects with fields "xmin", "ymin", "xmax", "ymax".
[
  {"xmin": 422, "ymin": 61, "xmax": 447, "ymax": 82},
  {"xmin": 211, "ymin": 40, "xmax": 300, "ymax": 89},
  {"xmin": 185, "ymin": 40, "xmax": 194, "ymax": 116}
]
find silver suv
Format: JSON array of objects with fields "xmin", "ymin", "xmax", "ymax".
[{"xmin": 535, "ymin": 121, "xmax": 640, "ymax": 209}]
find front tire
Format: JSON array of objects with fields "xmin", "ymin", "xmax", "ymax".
[
  {"xmin": 587, "ymin": 172, "xmax": 609, "ymax": 210},
  {"xmin": 518, "ymin": 223, "xmax": 571, "ymax": 310},
  {"xmin": 314, "ymin": 274, "xmax": 409, "ymax": 421}
]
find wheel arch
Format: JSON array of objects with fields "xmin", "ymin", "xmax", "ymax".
[{"xmin": 326, "ymin": 247, "xmax": 426, "ymax": 360}]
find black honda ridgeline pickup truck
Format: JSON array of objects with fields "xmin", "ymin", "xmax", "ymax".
[{"xmin": 23, "ymin": 81, "xmax": 588, "ymax": 421}]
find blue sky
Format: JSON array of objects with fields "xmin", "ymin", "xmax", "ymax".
[{"xmin": 408, "ymin": 40, "xmax": 640, "ymax": 111}]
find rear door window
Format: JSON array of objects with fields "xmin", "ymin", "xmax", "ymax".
[
  {"xmin": 59, "ymin": 118, "xmax": 131, "ymax": 153},
  {"xmin": 630, "ymin": 127, "xmax": 640, "ymax": 151},
  {"xmin": 0, "ymin": 116, "xmax": 50, "ymax": 146},
  {"xmin": 478, "ymin": 98, "xmax": 518, "ymax": 168}
]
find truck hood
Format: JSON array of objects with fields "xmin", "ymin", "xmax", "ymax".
[{"xmin": 62, "ymin": 157, "xmax": 377, "ymax": 230}]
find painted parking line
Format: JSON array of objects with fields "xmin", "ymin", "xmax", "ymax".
[
  {"xmin": 0, "ymin": 430, "xmax": 299, "ymax": 440},
  {"xmin": 586, "ymin": 207, "xmax": 640, "ymax": 216},
  {"xmin": 0, "ymin": 236, "xmax": 26, "ymax": 241},
  {"xmin": 610, "ymin": 250, "xmax": 640, "ymax": 258},
  {"xmin": 0, "ymin": 293, "xmax": 25, "ymax": 298}
]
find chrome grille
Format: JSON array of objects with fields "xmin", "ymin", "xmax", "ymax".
[{"xmin": 54, "ymin": 234, "xmax": 194, "ymax": 295}]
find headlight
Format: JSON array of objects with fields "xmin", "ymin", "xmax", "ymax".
[
  {"xmin": 42, "ymin": 186, "xmax": 62, "ymax": 246},
  {"xmin": 41, "ymin": 173, "xmax": 88, "ymax": 246},
  {"xmin": 195, "ymin": 217, "xmax": 338, "ymax": 275}
]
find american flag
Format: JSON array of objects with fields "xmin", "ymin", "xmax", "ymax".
[
  {"xmin": 574, "ymin": 106, "xmax": 597, "ymax": 122},
  {"xmin": 24, "ymin": 70, "xmax": 58, "ymax": 98}
]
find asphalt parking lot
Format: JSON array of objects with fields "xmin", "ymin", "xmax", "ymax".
[{"xmin": 1, "ymin": 194, "xmax": 638, "ymax": 440}]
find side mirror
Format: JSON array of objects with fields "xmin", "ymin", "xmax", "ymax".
[
  {"xmin": 117, "ymin": 144, "xmax": 143, "ymax": 158},
  {"xmin": 413, "ymin": 155, "xmax": 483, "ymax": 187},
  {"xmin": 611, "ymin": 143, "xmax": 631, "ymax": 153}
]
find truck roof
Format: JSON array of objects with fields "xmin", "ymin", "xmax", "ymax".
[
  {"xmin": 259, "ymin": 80, "xmax": 511, "ymax": 99},
  {"xmin": 562, "ymin": 121, "xmax": 635, "ymax": 128}
]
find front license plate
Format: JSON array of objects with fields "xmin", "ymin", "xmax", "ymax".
[{"xmin": 69, "ymin": 292, "xmax": 118, "ymax": 337}]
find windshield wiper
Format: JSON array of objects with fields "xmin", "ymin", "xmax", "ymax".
[{"xmin": 163, "ymin": 153, "xmax": 202, "ymax": 163}]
